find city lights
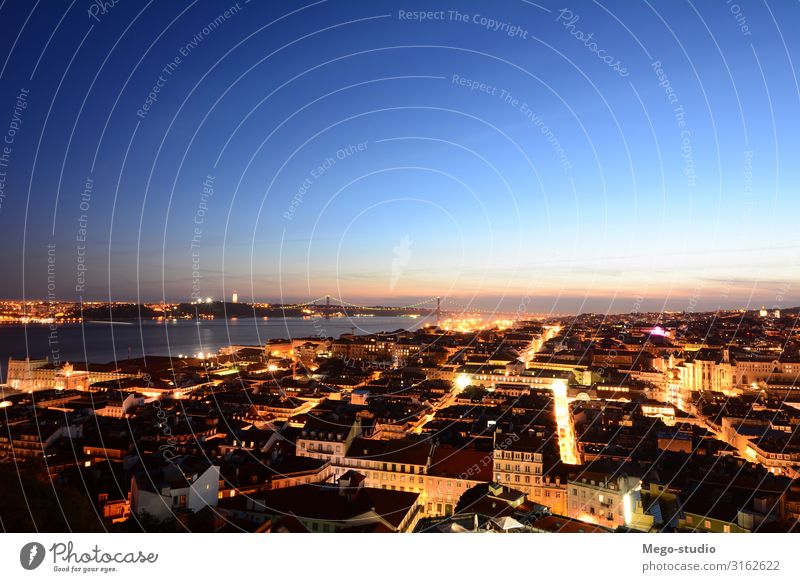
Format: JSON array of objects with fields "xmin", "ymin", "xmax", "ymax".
[
  {"xmin": 454, "ymin": 374, "xmax": 471, "ymax": 391},
  {"xmin": 2, "ymin": 0, "xmax": 799, "ymax": 553},
  {"xmin": 552, "ymin": 379, "xmax": 579, "ymax": 465}
]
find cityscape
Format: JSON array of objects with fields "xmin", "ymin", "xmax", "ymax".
[
  {"xmin": 2, "ymin": 299, "xmax": 800, "ymax": 533},
  {"xmin": 1, "ymin": 0, "xmax": 800, "ymax": 563}
]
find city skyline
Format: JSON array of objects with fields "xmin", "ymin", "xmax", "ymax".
[
  {"xmin": 0, "ymin": 1, "xmax": 797, "ymax": 313},
  {"xmin": 0, "ymin": 295, "xmax": 795, "ymax": 318},
  {"xmin": 4, "ymin": 0, "xmax": 800, "ymax": 548}
]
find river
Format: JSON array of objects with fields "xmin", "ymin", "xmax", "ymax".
[{"xmin": 0, "ymin": 315, "xmax": 433, "ymax": 380}]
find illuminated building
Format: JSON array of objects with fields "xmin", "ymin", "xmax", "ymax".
[
  {"xmin": 424, "ymin": 445, "xmax": 494, "ymax": 517},
  {"xmin": 492, "ymin": 432, "xmax": 567, "ymax": 515},
  {"xmin": 5, "ymin": 358, "xmax": 51, "ymax": 391},
  {"xmin": 6, "ymin": 358, "xmax": 137, "ymax": 392},
  {"xmin": 264, "ymin": 339, "xmax": 294, "ymax": 358},
  {"xmin": 296, "ymin": 415, "xmax": 363, "ymax": 467},
  {"xmin": 670, "ymin": 349, "xmax": 800, "ymax": 395},
  {"xmin": 671, "ymin": 348, "xmax": 734, "ymax": 393},
  {"xmin": 526, "ymin": 357, "xmax": 596, "ymax": 386},
  {"xmin": 456, "ymin": 366, "xmax": 572, "ymax": 391},
  {"xmin": 720, "ymin": 417, "xmax": 800, "ymax": 478},
  {"xmin": 640, "ymin": 400, "xmax": 676, "ymax": 424},
  {"xmin": 333, "ymin": 436, "xmax": 429, "ymax": 497},
  {"xmin": 330, "ymin": 332, "xmax": 426, "ymax": 367},
  {"xmin": 733, "ymin": 355, "xmax": 800, "ymax": 387},
  {"xmin": 566, "ymin": 463, "xmax": 644, "ymax": 529},
  {"xmin": 299, "ymin": 435, "xmax": 494, "ymax": 517}
]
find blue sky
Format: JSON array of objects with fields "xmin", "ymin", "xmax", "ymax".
[{"xmin": 0, "ymin": 0, "xmax": 798, "ymax": 314}]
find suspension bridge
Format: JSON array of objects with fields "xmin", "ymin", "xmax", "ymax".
[{"xmin": 287, "ymin": 295, "xmax": 515, "ymax": 321}]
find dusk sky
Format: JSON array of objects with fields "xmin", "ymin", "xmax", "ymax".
[{"xmin": 0, "ymin": 0, "xmax": 798, "ymax": 314}]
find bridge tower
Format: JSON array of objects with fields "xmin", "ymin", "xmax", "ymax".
[
  {"xmin": 436, "ymin": 296, "xmax": 441, "ymax": 326},
  {"xmin": 325, "ymin": 295, "xmax": 331, "ymax": 320}
]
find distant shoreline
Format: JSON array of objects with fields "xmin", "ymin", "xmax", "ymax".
[{"xmin": 0, "ymin": 314, "xmax": 431, "ymax": 326}]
